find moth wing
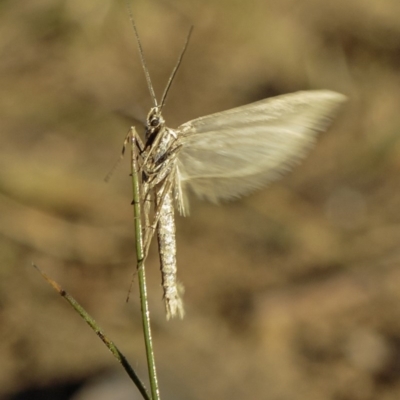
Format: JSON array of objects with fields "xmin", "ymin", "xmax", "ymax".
[{"xmin": 175, "ymin": 90, "xmax": 346, "ymax": 215}]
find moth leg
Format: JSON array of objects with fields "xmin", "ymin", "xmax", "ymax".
[
  {"xmin": 142, "ymin": 177, "xmax": 174, "ymax": 258},
  {"xmin": 125, "ymin": 126, "xmax": 145, "ymax": 161},
  {"xmin": 141, "ymin": 145, "xmax": 181, "ymax": 200},
  {"xmin": 141, "ymin": 128, "xmax": 180, "ymax": 172},
  {"xmin": 141, "ymin": 151, "xmax": 179, "ymax": 259},
  {"xmin": 141, "ymin": 129, "xmax": 165, "ymax": 169},
  {"xmin": 142, "ymin": 181, "xmax": 152, "ymax": 258},
  {"xmin": 105, "ymin": 126, "xmax": 145, "ymax": 182}
]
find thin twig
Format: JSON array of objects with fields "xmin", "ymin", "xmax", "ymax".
[
  {"xmin": 32, "ymin": 263, "xmax": 151, "ymax": 400},
  {"xmin": 130, "ymin": 127, "xmax": 160, "ymax": 400}
]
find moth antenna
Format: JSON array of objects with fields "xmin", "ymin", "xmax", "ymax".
[
  {"xmin": 160, "ymin": 25, "xmax": 193, "ymax": 110},
  {"xmin": 125, "ymin": 0, "xmax": 158, "ymax": 107}
]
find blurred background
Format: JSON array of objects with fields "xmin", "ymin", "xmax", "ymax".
[{"xmin": 1, "ymin": 0, "xmax": 400, "ymax": 399}]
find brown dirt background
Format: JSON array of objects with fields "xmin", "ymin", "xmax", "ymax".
[{"xmin": 1, "ymin": 0, "xmax": 400, "ymax": 399}]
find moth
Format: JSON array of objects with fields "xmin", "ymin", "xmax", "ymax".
[{"xmin": 126, "ymin": 18, "xmax": 346, "ymax": 319}]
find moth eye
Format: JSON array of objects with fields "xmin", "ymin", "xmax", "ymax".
[{"xmin": 150, "ymin": 117, "xmax": 160, "ymax": 127}]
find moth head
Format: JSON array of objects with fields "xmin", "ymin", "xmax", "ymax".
[{"xmin": 146, "ymin": 107, "xmax": 165, "ymax": 137}]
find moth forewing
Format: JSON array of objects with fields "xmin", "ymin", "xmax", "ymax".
[{"xmin": 175, "ymin": 90, "xmax": 346, "ymax": 208}]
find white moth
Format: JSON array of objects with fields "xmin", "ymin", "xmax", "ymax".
[{"xmin": 127, "ymin": 18, "xmax": 346, "ymax": 319}]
